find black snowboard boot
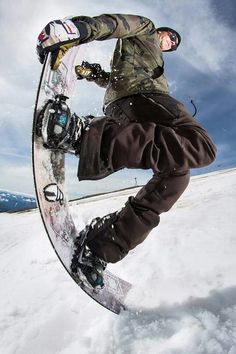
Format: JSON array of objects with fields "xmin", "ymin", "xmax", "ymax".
[
  {"xmin": 71, "ymin": 244, "xmax": 107, "ymax": 290},
  {"xmin": 71, "ymin": 212, "xmax": 118, "ymax": 290},
  {"xmin": 38, "ymin": 94, "xmax": 92, "ymax": 154}
]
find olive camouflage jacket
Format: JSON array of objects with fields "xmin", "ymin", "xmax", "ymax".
[{"xmin": 72, "ymin": 14, "xmax": 169, "ymax": 107}]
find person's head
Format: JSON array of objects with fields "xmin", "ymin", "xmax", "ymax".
[{"xmin": 156, "ymin": 27, "xmax": 181, "ymax": 52}]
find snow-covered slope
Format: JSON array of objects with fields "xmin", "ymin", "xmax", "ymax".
[{"xmin": 1, "ymin": 168, "xmax": 236, "ymax": 354}]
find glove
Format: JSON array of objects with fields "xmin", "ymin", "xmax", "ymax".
[
  {"xmin": 75, "ymin": 61, "xmax": 103, "ymax": 80},
  {"xmin": 37, "ymin": 18, "xmax": 81, "ymax": 70}
]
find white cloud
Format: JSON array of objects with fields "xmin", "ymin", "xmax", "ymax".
[
  {"xmin": 0, "ymin": 161, "xmax": 34, "ymax": 195},
  {"xmin": 168, "ymin": 80, "xmax": 178, "ymax": 94},
  {"xmin": 150, "ymin": 0, "xmax": 235, "ymax": 75}
]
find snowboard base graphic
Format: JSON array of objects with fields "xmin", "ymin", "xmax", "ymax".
[{"xmin": 32, "ymin": 50, "xmax": 131, "ymax": 314}]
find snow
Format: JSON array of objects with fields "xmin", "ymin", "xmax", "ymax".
[{"xmin": 0, "ymin": 168, "xmax": 236, "ymax": 354}]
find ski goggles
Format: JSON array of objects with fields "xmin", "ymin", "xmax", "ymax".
[{"xmin": 167, "ymin": 31, "xmax": 179, "ymax": 50}]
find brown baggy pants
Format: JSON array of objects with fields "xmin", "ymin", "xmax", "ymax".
[{"xmin": 77, "ymin": 93, "xmax": 217, "ymax": 263}]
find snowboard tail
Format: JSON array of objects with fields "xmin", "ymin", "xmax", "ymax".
[{"xmin": 32, "ymin": 51, "xmax": 131, "ymax": 314}]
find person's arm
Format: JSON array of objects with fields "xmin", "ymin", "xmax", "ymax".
[
  {"xmin": 37, "ymin": 14, "xmax": 155, "ymax": 69},
  {"xmin": 72, "ymin": 14, "xmax": 155, "ymax": 43}
]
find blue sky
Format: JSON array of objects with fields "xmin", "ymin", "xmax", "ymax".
[{"xmin": 0, "ymin": 0, "xmax": 235, "ymax": 199}]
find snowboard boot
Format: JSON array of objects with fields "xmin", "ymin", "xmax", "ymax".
[
  {"xmin": 37, "ymin": 94, "xmax": 92, "ymax": 154},
  {"xmin": 71, "ymin": 244, "xmax": 107, "ymax": 290},
  {"xmin": 71, "ymin": 212, "xmax": 119, "ymax": 290}
]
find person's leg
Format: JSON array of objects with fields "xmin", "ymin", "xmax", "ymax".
[
  {"xmin": 78, "ymin": 94, "xmax": 216, "ymax": 181},
  {"xmin": 78, "ymin": 116, "xmax": 160, "ymax": 180},
  {"xmin": 76, "ymin": 93, "xmax": 216, "ymax": 265},
  {"xmin": 87, "ymin": 170, "xmax": 190, "ymax": 263}
]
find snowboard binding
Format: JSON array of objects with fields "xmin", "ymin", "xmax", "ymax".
[
  {"xmin": 71, "ymin": 246, "xmax": 106, "ymax": 292},
  {"xmin": 36, "ymin": 95, "xmax": 81, "ymax": 153},
  {"xmin": 71, "ymin": 224, "xmax": 107, "ymax": 292}
]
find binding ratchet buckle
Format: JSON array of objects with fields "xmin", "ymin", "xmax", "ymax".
[{"xmin": 36, "ymin": 95, "xmax": 75, "ymax": 150}]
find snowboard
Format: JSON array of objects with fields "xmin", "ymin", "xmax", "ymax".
[{"xmin": 32, "ymin": 49, "xmax": 131, "ymax": 314}]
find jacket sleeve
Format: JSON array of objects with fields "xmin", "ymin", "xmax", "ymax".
[{"xmin": 72, "ymin": 14, "xmax": 155, "ymax": 43}]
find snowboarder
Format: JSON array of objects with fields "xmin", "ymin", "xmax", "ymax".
[{"xmin": 37, "ymin": 14, "xmax": 217, "ymax": 289}]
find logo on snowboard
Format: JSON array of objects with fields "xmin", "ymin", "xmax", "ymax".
[{"xmin": 43, "ymin": 183, "xmax": 64, "ymax": 204}]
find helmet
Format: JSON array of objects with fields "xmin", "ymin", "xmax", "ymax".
[{"xmin": 156, "ymin": 27, "xmax": 181, "ymax": 52}]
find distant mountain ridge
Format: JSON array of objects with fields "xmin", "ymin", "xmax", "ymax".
[{"xmin": 0, "ymin": 190, "xmax": 37, "ymax": 212}]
